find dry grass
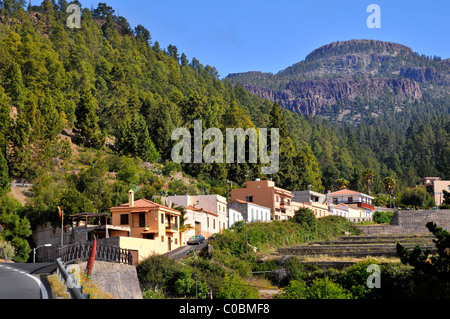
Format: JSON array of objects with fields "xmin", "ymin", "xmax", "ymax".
[
  {"xmin": 298, "ymin": 254, "xmax": 400, "ymax": 263},
  {"xmin": 47, "ymin": 273, "xmax": 114, "ymax": 299},
  {"xmin": 47, "ymin": 274, "xmax": 69, "ymax": 299}
]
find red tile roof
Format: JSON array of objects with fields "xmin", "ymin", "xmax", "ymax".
[
  {"xmin": 328, "ymin": 189, "xmax": 364, "ymax": 196},
  {"xmin": 185, "ymin": 205, "xmax": 219, "ymax": 217},
  {"xmin": 110, "ymin": 199, "xmax": 181, "ymax": 214}
]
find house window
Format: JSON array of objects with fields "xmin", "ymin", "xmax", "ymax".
[
  {"xmin": 139, "ymin": 213, "xmax": 146, "ymax": 228},
  {"xmin": 161, "ymin": 236, "xmax": 164, "ymax": 242},
  {"xmin": 161, "ymin": 214, "xmax": 164, "ymax": 224},
  {"xmin": 348, "ymin": 197, "xmax": 353, "ymax": 203},
  {"xmin": 175, "ymin": 238, "xmax": 178, "ymax": 245},
  {"xmin": 246, "ymin": 196, "xmax": 254, "ymax": 203},
  {"xmin": 333, "ymin": 198, "xmax": 338, "ymax": 204},
  {"xmin": 207, "ymin": 217, "xmax": 210, "ymax": 228},
  {"xmin": 213, "ymin": 219, "xmax": 216, "ymax": 230},
  {"xmin": 120, "ymin": 214, "xmax": 129, "ymax": 225}
]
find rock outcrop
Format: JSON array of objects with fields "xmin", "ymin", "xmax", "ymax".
[{"xmin": 244, "ymin": 77, "xmax": 422, "ymax": 116}]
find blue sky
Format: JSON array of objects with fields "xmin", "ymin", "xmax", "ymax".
[{"xmin": 33, "ymin": 1, "xmax": 450, "ymax": 78}]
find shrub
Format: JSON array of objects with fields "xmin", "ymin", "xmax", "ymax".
[
  {"xmin": 215, "ymin": 273, "xmax": 259, "ymax": 299},
  {"xmin": 278, "ymin": 278, "xmax": 353, "ymax": 299},
  {"xmin": 136, "ymin": 254, "xmax": 183, "ymax": 295},
  {"xmin": 337, "ymin": 258, "xmax": 380, "ymax": 299},
  {"xmin": 293, "ymin": 208, "xmax": 317, "ymax": 235},
  {"xmin": 174, "ymin": 267, "xmax": 208, "ymax": 299},
  {"xmin": 373, "ymin": 211, "xmax": 394, "ymax": 224},
  {"xmin": 142, "ymin": 287, "xmax": 166, "ymax": 299}
]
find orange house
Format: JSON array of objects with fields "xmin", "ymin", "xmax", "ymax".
[
  {"xmin": 109, "ymin": 190, "xmax": 182, "ymax": 256},
  {"xmin": 230, "ymin": 179, "xmax": 296, "ymax": 220}
]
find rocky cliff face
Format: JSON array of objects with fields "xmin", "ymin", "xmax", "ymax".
[
  {"xmin": 244, "ymin": 77, "xmax": 422, "ymax": 116},
  {"xmin": 227, "ymin": 39, "xmax": 449, "ymax": 121}
]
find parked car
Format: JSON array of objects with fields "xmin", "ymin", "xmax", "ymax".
[{"xmin": 187, "ymin": 235, "xmax": 206, "ymax": 245}]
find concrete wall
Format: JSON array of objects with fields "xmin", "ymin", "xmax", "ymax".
[
  {"xmin": 358, "ymin": 209, "xmax": 450, "ymax": 235},
  {"xmin": 105, "ymin": 236, "xmax": 173, "ymax": 263},
  {"xmin": 78, "ymin": 261, "xmax": 142, "ymax": 299},
  {"xmin": 390, "ymin": 210, "xmax": 450, "ymax": 234}
]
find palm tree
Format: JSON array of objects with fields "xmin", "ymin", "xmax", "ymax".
[
  {"xmin": 383, "ymin": 176, "xmax": 397, "ymax": 208},
  {"xmin": 362, "ymin": 169, "xmax": 375, "ymax": 195},
  {"xmin": 336, "ymin": 178, "xmax": 350, "ymax": 190},
  {"xmin": 172, "ymin": 204, "xmax": 193, "ymax": 244}
]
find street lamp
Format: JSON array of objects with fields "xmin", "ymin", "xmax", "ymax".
[{"xmin": 33, "ymin": 244, "xmax": 52, "ymax": 263}]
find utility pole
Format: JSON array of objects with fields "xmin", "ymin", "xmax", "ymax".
[
  {"xmin": 58, "ymin": 206, "xmax": 64, "ymax": 247},
  {"xmin": 194, "ymin": 271, "xmax": 198, "ymax": 299}
]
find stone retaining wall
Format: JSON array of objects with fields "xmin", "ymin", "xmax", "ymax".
[
  {"xmin": 358, "ymin": 210, "xmax": 450, "ymax": 235},
  {"xmin": 78, "ymin": 261, "xmax": 142, "ymax": 299}
]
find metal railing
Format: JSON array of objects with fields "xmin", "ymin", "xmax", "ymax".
[
  {"xmin": 57, "ymin": 242, "xmax": 133, "ymax": 265},
  {"xmin": 56, "ymin": 258, "xmax": 90, "ymax": 299}
]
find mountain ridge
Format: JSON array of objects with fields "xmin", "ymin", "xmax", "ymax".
[{"xmin": 226, "ymin": 39, "xmax": 450, "ymax": 122}]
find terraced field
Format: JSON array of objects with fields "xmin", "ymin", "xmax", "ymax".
[{"xmin": 277, "ymin": 234, "xmax": 436, "ymax": 258}]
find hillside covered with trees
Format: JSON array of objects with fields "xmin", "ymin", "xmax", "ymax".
[{"xmin": 0, "ymin": 1, "xmax": 449, "ymax": 262}]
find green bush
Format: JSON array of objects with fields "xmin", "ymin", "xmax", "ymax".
[
  {"xmin": 136, "ymin": 254, "xmax": 183, "ymax": 295},
  {"xmin": 142, "ymin": 287, "xmax": 166, "ymax": 299},
  {"xmin": 293, "ymin": 208, "xmax": 317, "ymax": 235},
  {"xmin": 174, "ymin": 267, "xmax": 208, "ymax": 299},
  {"xmin": 215, "ymin": 273, "xmax": 259, "ymax": 299},
  {"xmin": 372, "ymin": 211, "xmax": 394, "ymax": 224},
  {"xmin": 336, "ymin": 258, "xmax": 380, "ymax": 299},
  {"xmin": 278, "ymin": 278, "xmax": 353, "ymax": 299}
]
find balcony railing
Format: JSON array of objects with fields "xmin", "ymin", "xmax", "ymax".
[{"xmin": 165, "ymin": 224, "xmax": 179, "ymax": 232}]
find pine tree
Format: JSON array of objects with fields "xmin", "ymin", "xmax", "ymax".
[
  {"xmin": 116, "ymin": 113, "xmax": 160, "ymax": 163},
  {"xmin": 0, "ymin": 87, "xmax": 11, "ymax": 156},
  {"xmin": 268, "ymin": 102, "xmax": 297, "ymax": 189},
  {"xmin": 7, "ymin": 110, "xmax": 31, "ymax": 178},
  {"xmin": 6, "ymin": 63, "xmax": 26, "ymax": 109},
  {"xmin": 75, "ymin": 89, "xmax": 104, "ymax": 148},
  {"xmin": 0, "ymin": 152, "xmax": 10, "ymax": 196}
]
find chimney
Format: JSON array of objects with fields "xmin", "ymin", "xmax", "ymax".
[{"xmin": 129, "ymin": 190, "xmax": 135, "ymax": 207}]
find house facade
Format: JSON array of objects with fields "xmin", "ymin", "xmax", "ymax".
[
  {"xmin": 183, "ymin": 205, "xmax": 224, "ymax": 240},
  {"xmin": 109, "ymin": 190, "xmax": 182, "ymax": 259},
  {"xmin": 161, "ymin": 194, "xmax": 228, "ymax": 238},
  {"xmin": 421, "ymin": 177, "xmax": 450, "ymax": 207},
  {"xmin": 227, "ymin": 207, "xmax": 244, "ymax": 229},
  {"xmin": 228, "ymin": 200, "xmax": 271, "ymax": 225},
  {"xmin": 327, "ymin": 189, "xmax": 375, "ymax": 223},
  {"xmin": 292, "ymin": 190, "xmax": 330, "ymax": 218},
  {"xmin": 230, "ymin": 179, "xmax": 296, "ymax": 220}
]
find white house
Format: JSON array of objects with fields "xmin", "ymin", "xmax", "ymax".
[
  {"xmin": 227, "ymin": 207, "xmax": 244, "ymax": 229},
  {"xmin": 227, "ymin": 200, "xmax": 271, "ymax": 226},
  {"xmin": 161, "ymin": 195, "xmax": 228, "ymax": 239}
]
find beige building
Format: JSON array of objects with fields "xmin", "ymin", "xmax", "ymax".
[
  {"xmin": 230, "ymin": 179, "xmax": 296, "ymax": 220},
  {"xmin": 292, "ymin": 201, "xmax": 330, "ymax": 218},
  {"xmin": 161, "ymin": 194, "xmax": 228, "ymax": 238},
  {"xmin": 183, "ymin": 205, "xmax": 224, "ymax": 241},
  {"xmin": 109, "ymin": 190, "xmax": 182, "ymax": 260},
  {"xmin": 422, "ymin": 177, "xmax": 450, "ymax": 207}
]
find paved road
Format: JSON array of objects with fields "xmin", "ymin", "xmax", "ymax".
[
  {"xmin": 0, "ymin": 263, "xmax": 55, "ymax": 299},
  {"xmin": 165, "ymin": 241, "xmax": 209, "ymax": 261}
]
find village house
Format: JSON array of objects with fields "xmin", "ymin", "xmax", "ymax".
[
  {"xmin": 421, "ymin": 177, "xmax": 450, "ymax": 207},
  {"xmin": 230, "ymin": 179, "xmax": 296, "ymax": 220},
  {"xmin": 327, "ymin": 189, "xmax": 375, "ymax": 222},
  {"xmin": 227, "ymin": 199, "xmax": 271, "ymax": 228},
  {"xmin": 108, "ymin": 190, "xmax": 182, "ymax": 261},
  {"xmin": 292, "ymin": 190, "xmax": 330, "ymax": 218},
  {"xmin": 183, "ymin": 205, "xmax": 223, "ymax": 240},
  {"xmin": 227, "ymin": 207, "xmax": 244, "ymax": 229},
  {"xmin": 161, "ymin": 194, "xmax": 228, "ymax": 239}
]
